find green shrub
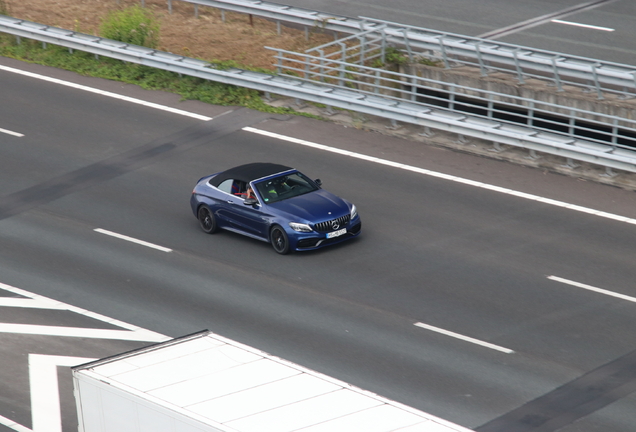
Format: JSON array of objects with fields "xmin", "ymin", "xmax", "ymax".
[
  {"xmin": 384, "ymin": 47, "xmax": 408, "ymax": 65},
  {"xmin": 100, "ymin": 5, "xmax": 159, "ymax": 48}
]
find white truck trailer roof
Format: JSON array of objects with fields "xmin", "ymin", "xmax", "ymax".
[{"xmin": 73, "ymin": 330, "xmax": 473, "ymax": 432}]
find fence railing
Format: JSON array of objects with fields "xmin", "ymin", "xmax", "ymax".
[
  {"xmin": 158, "ymin": 0, "xmax": 636, "ymax": 100},
  {"xmin": 268, "ymin": 47, "xmax": 636, "ymax": 148},
  {"xmin": 2, "ymin": 14, "xmax": 636, "ymax": 175}
]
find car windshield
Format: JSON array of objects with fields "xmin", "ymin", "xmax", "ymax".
[{"xmin": 254, "ymin": 172, "xmax": 319, "ymax": 204}]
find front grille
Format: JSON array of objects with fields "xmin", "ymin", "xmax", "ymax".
[{"xmin": 313, "ymin": 214, "xmax": 350, "ymax": 233}]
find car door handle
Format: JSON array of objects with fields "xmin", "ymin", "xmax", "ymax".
[{"xmin": 227, "ymin": 200, "xmax": 235, "ymax": 204}]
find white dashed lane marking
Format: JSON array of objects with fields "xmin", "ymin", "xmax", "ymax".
[
  {"xmin": 548, "ymin": 276, "xmax": 636, "ymax": 303},
  {"xmin": 94, "ymin": 228, "xmax": 173, "ymax": 252},
  {"xmin": 0, "ymin": 127, "xmax": 24, "ymax": 137},
  {"xmin": 414, "ymin": 322, "xmax": 515, "ymax": 354},
  {"xmin": 551, "ymin": 19, "xmax": 615, "ymax": 31}
]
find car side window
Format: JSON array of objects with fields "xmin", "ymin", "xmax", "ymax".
[{"xmin": 217, "ymin": 179, "xmax": 234, "ymax": 194}]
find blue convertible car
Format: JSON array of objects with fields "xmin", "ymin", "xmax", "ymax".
[{"xmin": 190, "ymin": 163, "xmax": 361, "ymax": 254}]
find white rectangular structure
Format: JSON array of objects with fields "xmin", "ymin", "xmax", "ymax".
[{"xmin": 72, "ymin": 330, "xmax": 474, "ymax": 432}]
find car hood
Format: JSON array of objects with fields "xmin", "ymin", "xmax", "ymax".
[{"xmin": 269, "ymin": 190, "xmax": 350, "ymax": 222}]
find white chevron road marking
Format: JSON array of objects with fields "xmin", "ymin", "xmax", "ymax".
[{"xmin": 0, "ymin": 282, "xmax": 171, "ymax": 432}]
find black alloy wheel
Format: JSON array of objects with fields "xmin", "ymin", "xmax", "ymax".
[
  {"xmin": 198, "ymin": 206, "xmax": 218, "ymax": 234},
  {"xmin": 270, "ymin": 226, "xmax": 290, "ymax": 254}
]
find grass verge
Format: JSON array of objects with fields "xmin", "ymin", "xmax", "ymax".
[{"xmin": 0, "ymin": 34, "xmax": 322, "ymax": 118}]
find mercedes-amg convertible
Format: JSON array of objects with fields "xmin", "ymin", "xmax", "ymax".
[{"xmin": 190, "ymin": 163, "xmax": 361, "ymax": 254}]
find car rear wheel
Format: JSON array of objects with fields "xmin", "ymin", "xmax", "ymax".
[
  {"xmin": 270, "ymin": 226, "xmax": 290, "ymax": 254},
  {"xmin": 198, "ymin": 206, "xmax": 218, "ymax": 234}
]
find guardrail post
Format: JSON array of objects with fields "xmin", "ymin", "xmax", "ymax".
[
  {"xmin": 612, "ymin": 119, "xmax": 618, "ymax": 145},
  {"xmin": 381, "ymin": 30, "xmax": 387, "ymax": 63},
  {"xmin": 337, "ymin": 43, "xmax": 348, "ymax": 86},
  {"xmin": 551, "ymin": 57, "xmax": 563, "ymax": 92},
  {"xmin": 221, "ymin": 10, "xmax": 226, "ymax": 23},
  {"xmin": 563, "ymin": 158, "xmax": 580, "ymax": 169},
  {"xmin": 194, "ymin": 4, "xmax": 199, "ymax": 18},
  {"xmin": 411, "ymin": 76, "xmax": 417, "ymax": 101},
  {"xmin": 513, "ymin": 49, "xmax": 525, "ymax": 84},
  {"xmin": 603, "ymin": 167, "xmax": 617, "ymax": 177},
  {"xmin": 569, "ymin": 111, "xmax": 575, "ymax": 137},
  {"xmin": 528, "ymin": 101, "xmax": 534, "ymax": 127},
  {"xmin": 374, "ymin": 69, "xmax": 381, "ymax": 94},
  {"xmin": 319, "ymin": 49, "xmax": 325, "ymax": 82},
  {"xmin": 419, "ymin": 126, "xmax": 435, "ymax": 138},
  {"xmin": 276, "ymin": 49, "xmax": 282, "ymax": 74},
  {"xmin": 438, "ymin": 36, "xmax": 450, "ymax": 69},
  {"xmin": 168, "ymin": 0, "xmax": 172, "ymax": 14},
  {"xmin": 476, "ymin": 43, "xmax": 487, "ymax": 77},
  {"xmin": 323, "ymin": 105, "xmax": 336, "ymax": 116},
  {"xmin": 360, "ymin": 34, "xmax": 367, "ymax": 65},
  {"xmin": 489, "ymin": 142, "xmax": 503, "ymax": 153},
  {"xmin": 487, "ymin": 94, "xmax": 493, "ymax": 119},
  {"xmin": 304, "ymin": 55, "xmax": 310, "ymax": 80},
  {"xmin": 402, "ymin": 29, "xmax": 413, "ymax": 62},
  {"xmin": 387, "ymin": 119, "xmax": 400, "ymax": 130},
  {"xmin": 592, "ymin": 63, "xmax": 604, "ymax": 100}
]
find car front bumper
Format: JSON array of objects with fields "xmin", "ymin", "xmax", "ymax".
[{"xmin": 292, "ymin": 220, "xmax": 361, "ymax": 251}]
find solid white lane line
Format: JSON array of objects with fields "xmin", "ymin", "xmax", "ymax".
[
  {"xmin": 548, "ymin": 275, "xmax": 636, "ymax": 303},
  {"xmin": 94, "ymin": 228, "xmax": 172, "ymax": 252},
  {"xmin": 0, "ymin": 127, "xmax": 24, "ymax": 137},
  {"xmin": 414, "ymin": 322, "xmax": 515, "ymax": 354},
  {"xmin": 0, "ymin": 64, "xmax": 213, "ymax": 121},
  {"xmin": 551, "ymin": 19, "xmax": 615, "ymax": 32},
  {"xmin": 0, "ymin": 323, "xmax": 167, "ymax": 341},
  {"xmin": 0, "ymin": 297, "xmax": 67, "ymax": 309},
  {"xmin": 243, "ymin": 127, "xmax": 636, "ymax": 227}
]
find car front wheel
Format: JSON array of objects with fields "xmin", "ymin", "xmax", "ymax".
[
  {"xmin": 270, "ymin": 226, "xmax": 290, "ymax": 254},
  {"xmin": 198, "ymin": 206, "xmax": 218, "ymax": 234}
]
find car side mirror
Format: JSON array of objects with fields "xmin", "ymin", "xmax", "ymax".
[
  {"xmin": 244, "ymin": 198, "xmax": 258, "ymax": 206},
  {"xmin": 314, "ymin": 179, "xmax": 322, "ymax": 187}
]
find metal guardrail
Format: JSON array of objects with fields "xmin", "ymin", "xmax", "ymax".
[
  {"xmin": 166, "ymin": 0, "xmax": 364, "ymax": 33},
  {"xmin": 164, "ymin": 0, "xmax": 636, "ymax": 99},
  {"xmin": 2, "ymin": 15, "xmax": 636, "ymax": 175},
  {"xmin": 267, "ymin": 47, "xmax": 636, "ymax": 164}
]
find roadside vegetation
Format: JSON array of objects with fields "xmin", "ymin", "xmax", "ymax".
[
  {"xmin": 0, "ymin": 2, "xmax": 423, "ymax": 116},
  {"xmin": 0, "ymin": 4, "xmax": 310, "ymax": 115}
]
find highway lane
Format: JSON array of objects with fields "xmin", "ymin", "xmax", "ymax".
[
  {"xmin": 2, "ymin": 60, "xmax": 636, "ymax": 431},
  {"xmin": 277, "ymin": 0, "xmax": 636, "ymax": 65}
]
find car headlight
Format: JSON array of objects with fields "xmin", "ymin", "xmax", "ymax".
[
  {"xmin": 289, "ymin": 222, "xmax": 313, "ymax": 232},
  {"xmin": 350, "ymin": 204, "xmax": 358, "ymax": 219}
]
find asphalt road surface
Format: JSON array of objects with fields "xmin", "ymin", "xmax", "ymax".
[
  {"xmin": 2, "ymin": 56, "xmax": 636, "ymax": 432},
  {"xmin": 279, "ymin": 0, "xmax": 636, "ymax": 65}
]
